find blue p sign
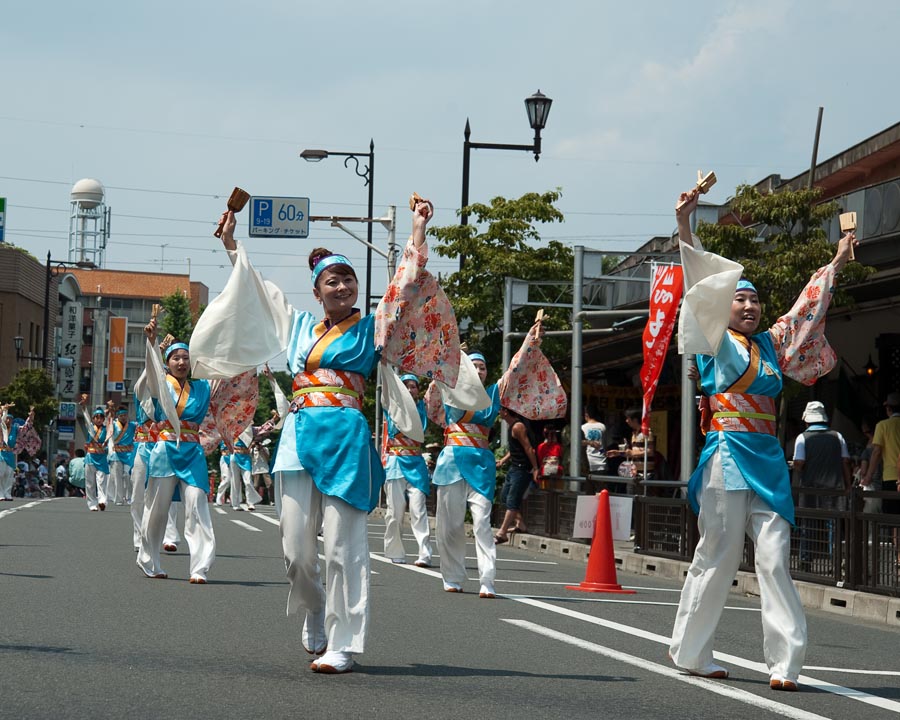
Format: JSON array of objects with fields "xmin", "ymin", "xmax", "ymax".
[{"xmin": 253, "ymin": 198, "xmax": 272, "ymax": 227}]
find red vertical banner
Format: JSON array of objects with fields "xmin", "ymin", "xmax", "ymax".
[
  {"xmin": 640, "ymin": 265, "xmax": 683, "ymax": 435},
  {"xmin": 107, "ymin": 316, "xmax": 127, "ymax": 392}
]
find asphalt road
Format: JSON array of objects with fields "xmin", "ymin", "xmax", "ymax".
[{"xmin": 1, "ymin": 497, "xmax": 898, "ymax": 720}]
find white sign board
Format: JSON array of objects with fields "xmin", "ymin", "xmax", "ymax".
[
  {"xmin": 58, "ymin": 302, "xmax": 83, "ymax": 400},
  {"xmin": 249, "ymin": 196, "xmax": 310, "ymax": 238},
  {"xmin": 573, "ymin": 494, "xmax": 633, "ymax": 542}
]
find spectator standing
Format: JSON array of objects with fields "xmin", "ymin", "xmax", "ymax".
[
  {"xmin": 581, "ymin": 406, "xmax": 607, "ymax": 477},
  {"xmin": 494, "ymin": 407, "xmax": 539, "ymax": 543},
  {"xmin": 862, "ymin": 392, "xmax": 900, "ymax": 566},
  {"xmin": 862, "ymin": 392, "xmax": 900, "ymax": 512},
  {"xmin": 858, "ymin": 416, "xmax": 883, "ymax": 513},
  {"xmin": 791, "ymin": 402, "xmax": 851, "ymax": 570},
  {"xmin": 792, "ymin": 402, "xmax": 852, "ymax": 510},
  {"xmin": 536, "ymin": 425, "xmax": 564, "ymax": 490},
  {"xmin": 55, "ymin": 458, "xmax": 68, "ymax": 497}
]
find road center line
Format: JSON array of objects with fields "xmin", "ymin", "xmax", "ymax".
[{"xmin": 505, "ymin": 619, "xmax": 834, "ymax": 720}]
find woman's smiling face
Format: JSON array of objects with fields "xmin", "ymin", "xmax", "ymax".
[
  {"xmin": 315, "ymin": 267, "xmax": 358, "ymax": 316},
  {"xmin": 729, "ymin": 290, "xmax": 761, "ymax": 335}
]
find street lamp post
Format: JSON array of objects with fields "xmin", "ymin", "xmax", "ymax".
[
  {"xmin": 300, "ymin": 140, "xmax": 376, "ymax": 314},
  {"xmin": 459, "ymin": 90, "xmax": 553, "ymax": 268}
]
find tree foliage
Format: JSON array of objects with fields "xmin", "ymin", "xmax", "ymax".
[
  {"xmin": 160, "ymin": 291, "xmax": 195, "ymax": 343},
  {"xmin": 696, "ymin": 185, "xmax": 872, "ymax": 330},
  {"xmin": 430, "ymin": 189, "xmax": 570, "ymax": 373},
  {"xmin": 0, "ymin": 368, "xmax": 57, "ymax": 433}
]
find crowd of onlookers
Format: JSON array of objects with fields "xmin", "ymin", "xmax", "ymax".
[{"xmin": 7, "ymin": 451, "xmax": 87, "ymax": 500}]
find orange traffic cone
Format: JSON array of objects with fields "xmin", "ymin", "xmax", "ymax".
[{"xmin": 566, "ymin": 489, "xmax": 635, "ymax": 594}]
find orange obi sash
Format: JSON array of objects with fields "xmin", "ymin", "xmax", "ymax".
[
  {"xmin": 113, "ymin": 444, "xmax": 134, "ymax": 453},
  {"xmin": 708, "ymin": 393, "xmax": 776, "ymax": 435},
  {"xmin": 157, "ymin": 420, "xmax": 201, "ymax": 443},
  {"xmin": 85, "ymin": 441, "xmax": 106, "ymax": 455},
  {"xmin": 134, "ymin": 424, "xmax": 158, "ymax": 443},
  {"xmin": 291, "ymin": 369, "xmax": 365, "ymax": 411},
  {"xmin": 385, "ymin": 433, "xmax": 422, "ymax": 456},
  {"xmin": 444, "ymin": 422, "xmax": 490, "ymax": 449}
]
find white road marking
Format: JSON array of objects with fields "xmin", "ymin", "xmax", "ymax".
[
  {"xmin": 503, "ymin": 594, "xmax": 761, "ymax": 611},
  {"xmin": 230, "ymin": 519, "xmax": 262, "ymax": 532},
  {"xmin": 505, "ymin": 619, "xmax": 834, "ymax": 720},
  {"xmin": 803, "ymin": 666, "xmax": 900, "ymax": 676},
  {"xmin": 0, "ymin": 499, "xmax": 52, "ymax": 519},
  {"xmin": 253, "ymin": 514, "xmax": 280, "ymax": 526},
  {"xmin": 512, "ymin": 596, "xmax": 900, "ymax": 715}
]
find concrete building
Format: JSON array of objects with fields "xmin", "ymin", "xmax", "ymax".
[{"xmin": 0, "ymin": 245, "xmax": 58, "ymax": 387}]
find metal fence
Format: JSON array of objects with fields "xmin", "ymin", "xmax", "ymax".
[{"xmin": 481, "ymin": 477, "xmax": 900, "ymax": 598}]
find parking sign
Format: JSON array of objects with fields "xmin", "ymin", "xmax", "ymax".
[{"xmin": 249, "ymin": 196, "xmax": 310, "ymax": 238}]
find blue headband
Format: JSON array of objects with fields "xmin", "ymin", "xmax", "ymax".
[
  {"xmin": 736, "ymin": 279, "xmax": 757, "ymax": 293},
  {"xmin": 92, "ymin": 407, "xmax": 105, "ymax": 417},
  {"xmin": 399, "ymin": 374, "xmax": 419, "ymax": 385},
  {"xmin": 116, "ymin": 409, "xmax": 127, "ymax": 415},
  {"xmin": 165, "ymin": 342, "xmax": 190, "ymax": 360},
  {"xmin": 311, "ymin": 255, "xmax": 354, "ymax": 286},
  {"xmin": 468, "ymin": 352, "xmax": 486, "ymax": 364}
]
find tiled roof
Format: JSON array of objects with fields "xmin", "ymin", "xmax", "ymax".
[{"xmin": 65, "ymin": 268, "xmax": 206, "ymax": 301}]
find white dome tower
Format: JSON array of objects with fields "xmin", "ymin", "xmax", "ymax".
[{"xmin": 68, "ymin": 178, "xmax": 110, "ymax": 267}]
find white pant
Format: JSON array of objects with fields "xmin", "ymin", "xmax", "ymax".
[
  {"xmin": 670, "ymin": 451, "xmax": 807, "ymax": 682},
  {"xmin": 436, "ymin": 480, "xmax": 496, "ymax": 587},
  {"xmin": 0, "ymin": 463, "xmax": 13, "ymax": 499},
  {"xmin": 279, "ymin": 470, "xmax": 369, "ymax": 654},
  {"xmin": 85, "ymin": 464, "xmax": 108, "ymax": 510},
  {"xmin": 137, "ymin": 475, "xmax": 215, "ymax": 580},
  {"xmin": 131, "ymin": 454, "xmax": 181, "ymax": 549},
  {"xmin": 216, "ymin": 457, "xmax": 232, "ymax": 504},
  {"xmin": 109, "ymin": 460, "xmax": 132, "ymax": 504},
  {"xmin": 230, "ymin": 461, "xmax": 262, "ymax": 509},
  {"xmin": 383, "ymin": 479, "xmax": 432, "ymax": 564}
]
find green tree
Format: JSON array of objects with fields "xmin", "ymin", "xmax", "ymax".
[
  {"xmin": 696, "ymin": 185, "xmax": 871, "ymax": 329},
  {"xmin": 0, "ymin": 368, "xmax": 57, "ymax": 433},
  {"xmin": 430, "ymin": 189, "xmax": 570, "ymax": 373},
  {"xmin": 160, "ymin": 291, "xmax": 195, "ymax": 342}
]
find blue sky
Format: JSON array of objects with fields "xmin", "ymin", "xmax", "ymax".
[{"xmin": 3, "ymin": 0, "xmax": 899, "ymax": 317}]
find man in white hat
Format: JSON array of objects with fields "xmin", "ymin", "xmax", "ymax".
[{"xmin": 791, "ymin": 401, "xmax": 851, "ymax": 570}]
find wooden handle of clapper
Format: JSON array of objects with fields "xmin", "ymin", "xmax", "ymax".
[
  {"xmin": 214, "ymin": 187, "xmax": 251, "ymax": 238},
  {"xmin": 676, "ymin": 171, "xmax": 717, "ymax": 210}
]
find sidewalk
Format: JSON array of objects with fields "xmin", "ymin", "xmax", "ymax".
[{"xmin": 370, "ymin": 508, "xmax": 900, "ymax": 628}]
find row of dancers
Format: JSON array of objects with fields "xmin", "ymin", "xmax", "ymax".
[{"xmin": 67, "ymin": 186, "xmax": 858, "ymax": 690}]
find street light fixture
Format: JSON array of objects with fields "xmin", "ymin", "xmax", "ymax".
[
  {"xmin": 300, "ymin": 140, "xmax": 376, "ymax": 315},
  {"xmin": 459, "ymin": 89, "xmax": 553, "ymax": 267}
]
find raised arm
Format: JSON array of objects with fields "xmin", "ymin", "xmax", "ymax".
[{"xmin": 675, "ymin": 188, "xmax": 700, "ymax": 248}]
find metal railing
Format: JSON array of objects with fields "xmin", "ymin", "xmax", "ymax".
[{"xmin": 480, "ymin": 477, "xmax": 900, "ymax": 598}]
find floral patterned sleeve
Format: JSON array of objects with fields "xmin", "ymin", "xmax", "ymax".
[
  {"xmin": 768, "ymin": 263, "xmax": 838, "ymax": 386},
  {"xmin": 14, "ymin": 418, "xmax": 42, "ymax": 457},
  {"xmin": 374, "ymin": 237, "xmax": 460, "ymax": 388},
  {"xmin": 423, "ymin": 379, "xmax": 447, "ymax": 429},
  {"xmin": 206, "ymin": 371, "xmax": 259, "ymax": 453},
  {"xmin": 498, "ymin": 330, "xmax": 568, "ymax": 421}
]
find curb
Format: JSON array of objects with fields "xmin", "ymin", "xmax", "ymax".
[{"xmin": 370, "ymin": 507, "xmax": 899, "ymax": 628}]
